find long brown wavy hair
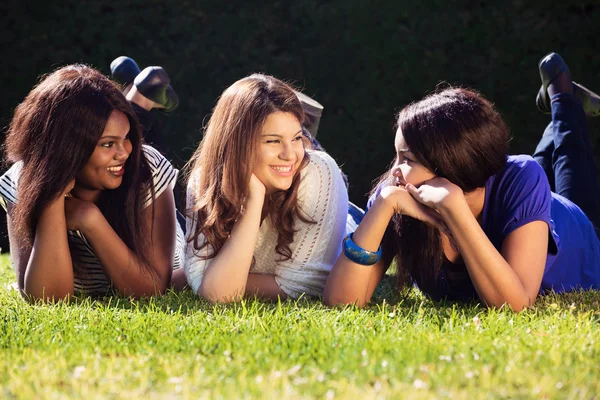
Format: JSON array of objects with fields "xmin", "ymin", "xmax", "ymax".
[
  {"xmin": 375, "ymin": 88, "xmax": 510, "ymax": 296},
  {"xmin": 186, "ymin": 73, "xmax": 312, "ymax": 260},
  {"xmin": 4, "ymin": 64, "xmax": 154, "ymax": 273}
]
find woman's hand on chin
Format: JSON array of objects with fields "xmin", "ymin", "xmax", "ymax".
[
  {"xmin": 248, "ymin": 173, "xmax": 266, "ymax": 201},
  {"xmin": 405, "ymin": 177, "xmax": 464, "ymax": 212},
  {"xmin": 379, "ymin": 184, "xmax": 450, "ymax": 236},
  {"xmin": 64, "ymin": 197, "xmax": 100, "ymax": 232}
]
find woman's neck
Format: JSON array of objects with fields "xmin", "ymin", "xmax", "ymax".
[{"xmin": 71, "ymin": 186, "xmax": 102, "ymax": 203}]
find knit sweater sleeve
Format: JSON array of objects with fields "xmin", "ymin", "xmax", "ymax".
[{"xmin": 273, "ymin": 150, "xmax": 348, "ymax": 298}]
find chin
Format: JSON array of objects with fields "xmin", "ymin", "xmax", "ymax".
[
  {"xmin": 278, "ymin": 181, "xmax": 295, "ymax": 191},
  {"xmin": 266, "ymin": 183, "xmax": 292, "ymax": 194},
  {"xmin": 104, "ymin": 180, "xmax": 124, "ymax": 191}
]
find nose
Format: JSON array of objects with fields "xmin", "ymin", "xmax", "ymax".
[
  {"xmin": 115, "ymin": 142, "xmax": 131, "ymax": 162},
  {"xmin": 279, "ymin": 141, "xmax": 295, "ymax": 161},
  {"xmin": 391, "ymin": 161, "xmax": 402, "ymax": 177}
]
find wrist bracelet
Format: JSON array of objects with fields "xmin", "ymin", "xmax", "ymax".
[{"xmin": 342, "ymin": 233, "xmax": 382, "ymax": 265}]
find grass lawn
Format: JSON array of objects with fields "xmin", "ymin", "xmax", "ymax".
[{"xmin": 1, "ymin": 254, "xmax": 599, "ymax": 399}]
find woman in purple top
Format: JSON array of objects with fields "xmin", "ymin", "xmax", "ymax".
[{"xmin": 324, "ymin": 53, "xmax": 600, "ymax": 311}]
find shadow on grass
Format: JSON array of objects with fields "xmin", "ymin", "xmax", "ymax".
[{"xmin": 369, "ymin": 274, "xmax": 600, "ymax": 318}]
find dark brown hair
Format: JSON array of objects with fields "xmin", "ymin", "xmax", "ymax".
[
  {"xmin": 187, "ymin": 73, "xmax": 312, "ymax": 260},
  {"xmin": 4, "ymin": 64, "xmax": 154, "ymax": 271},
  {"xmin": 378, "ymin": 88, "xmax": 510, "ymax": 295}
]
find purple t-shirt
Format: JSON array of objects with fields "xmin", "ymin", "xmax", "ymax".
[
  {"xmin": 484, "ymin": 155, "xmax": 600, "ymax": 294},
  {"xmin": 367, "ymin": 155, "xmax": 600, "ymax": 300}
]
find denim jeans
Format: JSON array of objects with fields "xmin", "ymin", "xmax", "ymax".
[{"xmin": 532, "ymin": 93, "xmax": 600, "ymax": 231}]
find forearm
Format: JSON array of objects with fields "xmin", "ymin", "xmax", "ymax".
[
  {"xmin": 439, "ymin": 202, "xmax": 532, "ymax": 310},
  {"xmin": 324, "ymin": 197, "xmax": 393, "ymax": 307},
  {"xmin": 245, "ymin": 273, "xmax": 287, "ymax": 301},
  {"xmin": 80, "ymin": 190, "xmax": 178, "ymax": 297},
  {"xmin": 199, "ymin": 196, "xmax": 263, "ymax": 303},
  {"xmin": 84, "ymin": 216, "xmax": 169, "ymax": 297},
  {"xmin": 25, "ymin": 199, "xmax": 74, "ymax": 301}
]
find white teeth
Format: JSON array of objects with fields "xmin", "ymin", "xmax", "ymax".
[
  {"xmin": 107, "ymin": 166, "xmax": 123, "ymax": 172},
  {"xmin": 271, "ymin": 165, "xmax": 292, "ymax": 172}
]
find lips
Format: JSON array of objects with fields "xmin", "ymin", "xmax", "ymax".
[
  {"xmin": 270, "ymin": 164, "xmax": 294, "ymax": 176},
  {"xmin": 106, "ymin": 164, "xmax": 125, "ymax": 177},
  {"xmin": 395, "ymin": 178, "xmax": 406, "ymax": 187}
]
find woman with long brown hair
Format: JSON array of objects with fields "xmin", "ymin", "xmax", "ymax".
[
  {"xmin": 0, "ymin": 64, "xmax": 183, "ymax": 301},
  {"xmin": 325, "ymin": 53, "xmax": 600, "ymax": 311},
  {"xmin": 184, "ymin": 73, "xmax": 349, "ymax": 303}
]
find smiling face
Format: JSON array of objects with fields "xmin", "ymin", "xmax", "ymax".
[
  {"xmin": 253, "ymin": 111, "xmax": 305, "ymax": 194},
  {"xmin": 391, "ymin": 127, "xmax": 436, "ymax": 187},
  {"xmin": 73, "ymin": 110, "xmax": 133, "ymax": 202}
]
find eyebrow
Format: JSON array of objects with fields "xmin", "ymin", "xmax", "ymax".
[
  {"xmin": 261, "ymin": 130, "xmax": 303, "ymax": 137},
  {"xmin": 99, "ymin": 135, "xmax": 127, "ymax": 140}
]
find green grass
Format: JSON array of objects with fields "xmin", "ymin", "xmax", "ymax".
[{"xmin": 1, "ymin": 255, "xmax": 599, "ymax": 399}]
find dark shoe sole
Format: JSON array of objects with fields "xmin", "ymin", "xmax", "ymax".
[
  {"xmin": 134, "ymin": 67, "xmax": 179, "ymax": 113},
  {"xmin": 110, "ymin": 56, "xmax": 141, "ymax": 86},
  {"xmin": 536, "ymin": 52, "xmax": 571, "ymax": 114}
]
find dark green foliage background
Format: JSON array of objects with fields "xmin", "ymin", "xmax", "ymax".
[{"xmin": 1, "ymin": 0, "xmax": 599, "ymax": 205}]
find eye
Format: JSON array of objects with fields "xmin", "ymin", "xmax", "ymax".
[
  {"xmin": 101, "ymin": 141, "xmax": 114, "ymax": 148},
  {"xmin": 266, "ymin": 139, "xmax": 280, "ymax": 144},
  {"xmin": 293, "ymin": 135, "xmax": 304, "ymax": 142}
]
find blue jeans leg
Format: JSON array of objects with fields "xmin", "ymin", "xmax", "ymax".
[
  {"xmin": 532, "ymin": 126, "xmax": 556, "ymax": 191},
  {"xmin": 542, "ymin": 93, "xmax": 600, "ymax": 229}
]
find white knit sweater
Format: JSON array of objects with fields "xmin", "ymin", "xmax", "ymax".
[{"xmin": 184, "ymin": 150, "xmax": 350, "ymax": 298}]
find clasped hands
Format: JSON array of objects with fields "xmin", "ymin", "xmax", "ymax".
[{"xmin": 380, "ymin": 177, "xmax": 464, "ymax": 247}]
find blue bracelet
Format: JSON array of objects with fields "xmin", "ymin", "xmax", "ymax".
[{"xmin": 342, "ymin": 233, "xmax": 382, "ymax": 265}]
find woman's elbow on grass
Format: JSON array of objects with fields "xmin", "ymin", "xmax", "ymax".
[
  {"xmin": 117, "ymin": 274, "xmax": 170, "ymax": 298},
  {"xmin": 199, "ymin": 290, "xmax": 242, "ymax": 304},
  {"xmin": 323, "ymin": 290, "xmax": 367, "ymax": 308},
  {"xmin": 198, "ymin": 283, "xmax": 243, "ymax": 304},
  {"xmin": 508, "ymin": 296, "xmax": 536, "ymax": 312},
  {"xmin": 23, "ymin": 286, "xmax": 74, "ymax": 304},
  {"xmin": 484, "ymin": 294, "xmax": 535, "ymax": 313}
]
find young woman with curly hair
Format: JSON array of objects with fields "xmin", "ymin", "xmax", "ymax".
[{"xmin": 184, "ymin": 74, "xmax": 350, "ymax": 303}]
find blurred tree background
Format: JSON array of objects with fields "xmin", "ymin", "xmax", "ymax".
[{"xmin": 1, "ymin": 0, "xmax": 599, "ymax": 206}]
